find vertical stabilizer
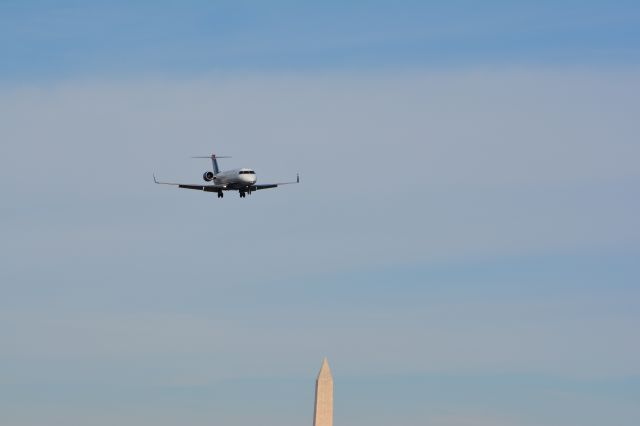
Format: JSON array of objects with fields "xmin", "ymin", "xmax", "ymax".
[{"xmin": 211, "ymin": 154, "xmax": 220, "ymax": 174}]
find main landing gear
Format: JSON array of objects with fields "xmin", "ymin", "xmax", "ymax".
[
  {"xmin": 239, "ymin": 191, "xmax": 246, "ymax": 198},
  {"xmin": 217, "ymin": 191, "xmax": 224, "ymax": 198}
]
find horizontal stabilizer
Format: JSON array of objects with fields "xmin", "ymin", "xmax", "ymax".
[{"xmin": 191, "ymin": 153, "xmax": 230, "ymax": 174}]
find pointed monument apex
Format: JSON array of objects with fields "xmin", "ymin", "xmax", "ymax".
[
  {"xmin": 318, "ymin": 357, "xmax": 332, "ymax": 379},
  {"xmin": 313, "ymin": 358, "xmax": 334, "ymax": 426}
]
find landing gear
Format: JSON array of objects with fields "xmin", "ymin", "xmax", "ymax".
[
  {"xmin": 239, "ymin": 191, "xmax": 246, "ymax": 198},
  {"xmin": 217, "ymin": 191, "xmax": 224, "ymax": 198}
]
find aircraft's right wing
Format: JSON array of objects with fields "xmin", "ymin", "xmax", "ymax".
[{"xmin": 153, "ymin": 175, "xmax": 227, "ymax": 192}]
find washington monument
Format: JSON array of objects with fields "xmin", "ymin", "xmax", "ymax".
[{"xmin": 313, "ymin": 358, "xmax": 334, "ymax": 426}]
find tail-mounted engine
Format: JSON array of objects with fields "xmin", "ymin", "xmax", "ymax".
[{"xmin": 203, "ymin": 171, "xmax": 214, "ymax": 182}]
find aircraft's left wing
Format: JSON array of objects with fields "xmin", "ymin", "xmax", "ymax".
[{"xmin": 250, "ymin": 174, "xmax": 300, "ymax": 191}]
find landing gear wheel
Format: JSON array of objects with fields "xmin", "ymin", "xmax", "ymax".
[
  {"xmin": 239, "ymin": 191, "xmax": 246, "ymax": 198},
  {"xmin": 217, "ymin": 191, "xmax": 224, "ymax": 198}
]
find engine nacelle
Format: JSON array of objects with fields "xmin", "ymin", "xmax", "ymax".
[{"xmin": 203, "ymin": 171, "xmax": 214, "ymax": 182}]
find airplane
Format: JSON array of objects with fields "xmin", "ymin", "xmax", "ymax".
[{"xmin": 153, "ymin": 154, "xmax": 299, "ymax": 198}]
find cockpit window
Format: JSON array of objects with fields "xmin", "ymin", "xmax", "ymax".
[{"xmin": 240, "ymin": 170, "xmax": 255, "ymax": 174}]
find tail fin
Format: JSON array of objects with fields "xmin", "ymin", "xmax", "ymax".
[{"xmin": 191, "ymin": 154, "xmax": 231, "ymax": 174}]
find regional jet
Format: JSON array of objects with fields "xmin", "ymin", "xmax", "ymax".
[{"xmin": 153, "ymin": 154, "xmax": 299, "ymax": 198}]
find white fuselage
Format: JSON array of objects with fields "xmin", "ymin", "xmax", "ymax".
[{"xmin": 213, "ymin": 168, "xmax": 257, "ymax": 189}]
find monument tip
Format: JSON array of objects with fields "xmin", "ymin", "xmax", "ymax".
[{"xmin": 318, "ymin": 357, "xmax": 332, "ymax": 379}]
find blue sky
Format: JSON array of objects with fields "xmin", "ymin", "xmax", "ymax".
[
  {"xmin": 2, "ymin": 0, "xmax": 640, "ymax": 81},
  {"xmin": 1, "ymin": 2, "xmax": 640, "ymax": 426}
]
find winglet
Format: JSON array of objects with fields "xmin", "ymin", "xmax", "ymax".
[
  {"xmin": 153, "ymin": 173, "xmax": 158, "ymax": 184},
  {"xmin": 297, "ymin": 173, "xmax": 300, "ymax": 183}
]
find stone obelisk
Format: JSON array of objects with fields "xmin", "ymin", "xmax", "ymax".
[{"xmin": 313, "ymin": 358, "xmax": 333, "ymax": 426}]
